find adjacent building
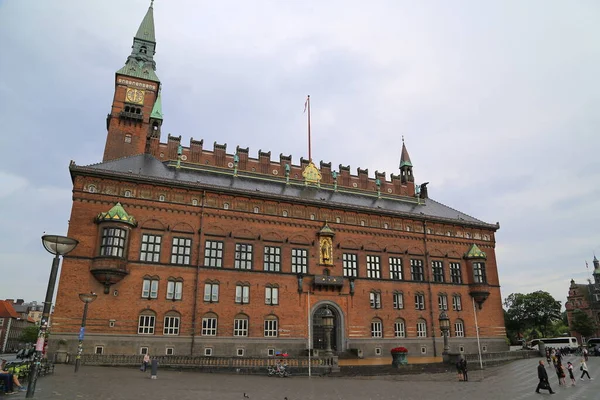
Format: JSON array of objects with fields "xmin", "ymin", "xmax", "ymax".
[
  {"xmin": 0, "ymin": 300, "xmax": 37, "ymax": 353},
  {"xmin": 566, "ymin": 256, "xmax": 600, "ymax": 342},
  {"xmin": 49, "ymin": 3, "xmax": 507, "ymax": 359}
]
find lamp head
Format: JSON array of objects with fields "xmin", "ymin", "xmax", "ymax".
[
  {"xmin": 79, "ymin": 292, "xmax": 98, "ymax": 304},
  {"xmin": 42, "ymin": 235, "xmax": 79, "ymax": 256}
]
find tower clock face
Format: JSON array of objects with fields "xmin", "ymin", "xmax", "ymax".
[{"xmin": 125, "ymin": 88, "xmax": 145, "ymax": 104}]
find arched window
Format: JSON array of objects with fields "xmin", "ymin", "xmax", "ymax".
[
  {"xmin": 163, "ymin": 311, "xmax": 180, "ymax": 335},
  {"xmin": 158, "ymin": 194, "xmax": 166, "ymax": 202},
  {"xmin": 394, "ymin": 318, "xmax": 406, "ymax": 338},
  {"xmin": 138, "ymin": 310, "xmax": 156, "ymax": 334},
  {"xmin": 265, "ymin": 284, "xmax": 279, "ymax": 305},
  {"xmin": 140, "ymin": 45, "xmax": 147, "ymax": 54},
  {"xmin": 454, "ymin": 319, "xmax": 465, "ymax": 337},
  {"xmin": 393, "ymin": 291, "xmax": 404, "ymax": 309},
  {"xmin": 223, "ymin": 202, "xmax": 230, "ymax": 210},
  {"xmin": 369, "ymin": 290, "xmax": 381, "ymax": 309},
  {"xmin": 371, "ymin": 318, "xmax": 383, "ymax": 338},
  {"xmin": 166, "ymin": 278, "xmax": 183, "ymax": 300},
  {"xmin": 264, "ymin": 315, "xmax": 278, "ymax": 337},
  {"xmin": 360, "ymin": 220, "xmax": 365, "ymax": 226},
  {"xmin": 438, "ymin": 293, "xmax": 448, "ymax": 311},
  {"xmin": 234, "ymin": 313, "xmax": 249, "ymax": 337},
  {"xmin": 452, "ymin": 294, "xmax": 462, "ymax": 311},
  {"xmin": 282, "ymin": 210, "xmax": 288, "ymax": 217},
  {"xmin": 201, "ymin": 312, "xmax": 218, "ymax": 336},
  {"xmin": 87, "ymin": 184, "xmax": 97, "ymax": 193},
  {"xmin": 416, "ymin": 319, "xmax": 427, "ymax": 337}
]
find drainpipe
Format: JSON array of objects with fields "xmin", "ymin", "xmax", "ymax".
[
  {"xmin": 423, "ymin": 221, "xmax": 437, "ymax": 357},
  {"xmin": 190, "ymin": 191, "xmax": 206, "ymax": 355}
]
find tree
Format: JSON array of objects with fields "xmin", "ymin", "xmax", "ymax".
[
  {"xmin": 18, "ymin": 325, "xmax": 40, "ymax": 344},
  {"xmin": 504, "ymin": 291, "xmax": 562, "ymax": 340},
  {"xmin": 571, "ymin": 309, "xmax": 597, "ymax": 338},
  {"xmin": 504, "ymin": 293, "xmax": 528, "ymax": 341}
]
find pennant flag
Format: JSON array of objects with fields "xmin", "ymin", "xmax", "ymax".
[
  {"xmin": 303, "ymin": 96, "xmax": 309, "ymax": 113},
  {"xmin": 586, "ymin": 261, "xmax": 589, "ymax": 269}
]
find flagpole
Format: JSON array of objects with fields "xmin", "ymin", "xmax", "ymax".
[
  {"xmin": 472, "ymin": 297, "xmax": 484, "ymax": 374},
  {"xmin": 307, "ymin": 95, "xmax": 312, "ymax": 161},
  {"xmin": 308, "ymin": 291, "xmax": 312, "ymax": 378}
]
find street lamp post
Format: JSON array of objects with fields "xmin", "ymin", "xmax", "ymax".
[
  {"xmin": 26, "ymin": 235, "xmax": 78, "ymax": 399},
  {"xmin": 439, "ymin": 311, "xmax": 450, "ymax": 363},
  {"xmin": 321, "ymin": 307, "xmax": 334, "ymax": 357},
  {"xmin": 74, "ymin": 292, "xmax": 97, "ymax": 373}
]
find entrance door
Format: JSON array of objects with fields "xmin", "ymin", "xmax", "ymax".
[{"xmin": 312, "ymin": 306, "xmax": 338, "ymax": 352}]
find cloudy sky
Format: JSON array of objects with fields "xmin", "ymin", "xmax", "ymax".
[{"xmin": 0, "ymin": 0, "xmax": 598, "ymax": 309}]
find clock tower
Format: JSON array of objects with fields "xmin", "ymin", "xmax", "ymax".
[{"xmin": 103, "ymin": 1, "xmax": 162, "ymax": 162}]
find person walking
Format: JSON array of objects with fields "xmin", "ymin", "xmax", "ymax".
[
  {"xmin": 567, "ymin": 361, "xmax": 576, "ymax": 386},
  {"xmin": 142, "ymin": 353, "xmax": 150, "ymax": 372},
  {"xmin": 461, "ymin": 358, "xmax": 468, "ymax": 382},
  {"xmin": 456, "ymin": 359, "xmax": 463, "ymax": 381},
  {"xmin": 557, "ymin": 362, "xmax": 566, "ymax": 386},
  {"xmin": 536, "ymin": 360, "xmax": 555, "ymax": 394},
  {"xmin": 579, "ymin": 358, "xmax": 593, "ymax": 381}
]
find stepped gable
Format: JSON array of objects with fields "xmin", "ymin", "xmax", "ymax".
[{"xmin": 73, "ymin": 154, "xmax": 495, "ymax": 228}]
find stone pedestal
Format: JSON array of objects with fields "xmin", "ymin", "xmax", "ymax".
[{"xmin": 55, "ymin": 350, "xmax": 68, "ymax": 364}]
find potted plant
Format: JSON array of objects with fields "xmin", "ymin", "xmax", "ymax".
[{"xmin": 390, "ymin": 346, "xmax": 409, "ymax": 367}]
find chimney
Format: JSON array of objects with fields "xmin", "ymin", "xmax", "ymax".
[
  {"xmin": 190, "ymin": 138, "xmax": 203, "ymax": 163},
  {"xmin": 320, "ymin": 161, "xmax": 332, "ymax": 184},
  {"xmin": 214, "ymin": 142, "xmax": 227, "ymax": 167},
  {"xmin": 236, "ymin": 146, "xmax": 249, "ymax": 170}
]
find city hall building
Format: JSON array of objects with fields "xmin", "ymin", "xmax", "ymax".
[{"xmin": 50, "ymin": 3, "xmax": 506, "ymax": 359}]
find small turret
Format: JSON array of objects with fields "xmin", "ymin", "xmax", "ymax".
[{"xmin": 399, "ymin": 138, "xmax": 414, "ymax": 184}]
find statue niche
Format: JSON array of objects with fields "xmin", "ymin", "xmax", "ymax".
[{"xmin": 320, "ymin": 237, "xmax": 333, "ymax": 265}]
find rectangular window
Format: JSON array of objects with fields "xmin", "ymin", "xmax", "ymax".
[
  {"xmin": 234, "ymin": 243, "xmax": 253, "ymax": 270},
  {"xmin": 343, "ymin": 253, "xmax": 358, "ymax": 277},
  {"xmin": 163, "ymin": 316, "xmax": 180, "ymax": 335},
  {"xmin": 432, "ymin": 261, "xmax": 444, "ymax": 283},
  {"xmin": 204, "ymin": 283, "xmax": 219, "ymax": 302},
  {"xmin": 171, "ymin": 237, "xmax": 191, "ymax": 265},
  {"xmin": 452, "ymin": 295, "xmax": 462, "ymax": 311},
  {"xmin": 371, "ymin": 321, "xmax": 383, "ymax": 338},
  {"xmin": 455, "ymin": 322, "xmax": 464, "ymax": 337},
  {"xmin": 100, "ymin": 227, "xmax": 126, "ymax": 257},
  {"xmin": 389, "ymin": 257, "xmax": 403, "ymax": 280},
  {"xmin": 367, "ymin": 255, "xmax": 381, "ymax": 278},
  {"xmin": 166, "ymin": 347, "xmax": 174, "ymax": 355},
  {"xmin": 166, "ymin": 281, "xmax": 183, "ymax": 300},
  {"xmin": 204, "ymin": 347, "xmax": 213, "ymax": 356},
  {"xmin": 414, "ymin": 294, "xmax": 425, "ymax": 310},
  {"xmin": 450, "ymin": 262, "xmax": 462, "ymax": 284},
  {"xmin": 138, "ymin": 315, "xmax": 155, "ymax": 334},
  {"xmin": 202, "ymin": 318, "xmax": 217, "ymax": 336},
  {"xmin": 234, "ymin": 318, "xmax": 248, "ymax": 336},
  {"xmin": 263, "ymin": 246, "xmax": 281, "ymax": 272},
  {"xmin": 140, "ymin": 347, "xmax": 149, "ymax": 355},
  {"xmin": 142, "ymin": 278, "xmax": 159, "ymax": 299},
  {"xmin": 417, "ymin": 321, "xmax": 427, "ymax": 337},
  {"xmin": 438, "ymin": 294, "xmax": 448, "ymax": 311},
  {"xmin": 140, "ymin": 234, "xmax": 161, "ymax": 262},
  {"xmin": 204, "ymin": 240, "xmax": 223, "ymax": 267},
  {"xmin": 410, "ymin": 259, "xmax": 424, "ymax": 281},
  {"xmin": 291, "ymin": 248, "xmax": 308, "ymax": 274},
  {"xmin": 237, "ymin": 348, "xmax": 245, "ymax": 357},
  {"xmin": 235, "ymin": 285, "xmax": 250, "ymax": 304},
  {"xmin": 94, "ymin": 346, "xmax": 104, "ymax": 355},
  {"xmin": 264, "ymin": 319, "xmax": 278, "ymax": 337},
  {"xmin": 394, "ymin": 321, "xmax": 406, "ymax": 338},
  {"xmin": 473, "ymin": 262, "xmax": 487, "ymax": 283},
  {"xmin": 393, "ymin": 292, "xmax": 404, "ymax": 309},
  {"xmin": 370, "ymin": 292, "xmax": 381, "ymax": 309},
  {"xmin": 265, "ymin": 287, "xmax": 279, "ymax": 305}
]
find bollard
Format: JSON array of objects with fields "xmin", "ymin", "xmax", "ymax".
[{"xmin": 150, "ymin": 359, "xmax": 158, "ymax": 379}]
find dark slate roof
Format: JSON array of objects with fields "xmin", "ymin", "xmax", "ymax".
[{"xmin": 73, "ymin": 154, "xmax": 497, "ymax": 229}]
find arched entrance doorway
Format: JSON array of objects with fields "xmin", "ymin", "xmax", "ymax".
[{"xmin": 312, "ymin": 303, "xmax": 343, "ymax": 353}]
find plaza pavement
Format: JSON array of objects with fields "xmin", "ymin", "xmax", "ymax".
[{"xmin": 10, "ymin": 356, "xmax": 600, "ymax": 400}]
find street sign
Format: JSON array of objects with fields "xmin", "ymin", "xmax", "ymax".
[{"xmin": 78, "ymin": 327, "xmax": 85, "ymax": 341}]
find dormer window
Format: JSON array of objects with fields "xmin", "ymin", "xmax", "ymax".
[{"xmin": 159, "ymin": 194, "xmax": 165, "ymax": 202}]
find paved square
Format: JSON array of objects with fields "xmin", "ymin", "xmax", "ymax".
[{"xmin": 24, "ymin": 357, "xmax": 600, "ymax": 399}]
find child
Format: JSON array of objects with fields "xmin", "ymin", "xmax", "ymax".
[{"xmin": 567, "ymin": 361, "xmax": 576, "ymax": 386}]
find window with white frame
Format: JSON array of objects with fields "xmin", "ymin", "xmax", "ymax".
[
  {"xmin": 140, "ymin": 347, "xmax": 149, "ymax": 355},
  {"xmin": 343, "ymin": 253, "xmax": 358, "ymax": 277},
  {"xmin": 263, "ymin": 246, "xmax": 281, "ymax": 272},
  {"xmin": 367, "ymin": 255, "xmax": 381, "ymax": 278},
  {"xmin": 171, "ymin": 237, "xmax": 191, "ymax": 265},
  {"xmin": 234, "ymin": 316, "xmax": 249, "ymax": 336},
  {"xmin": 371, "ymin": 319, "xmax": 383, "ymax": 338},
  {"xmin": 265, "ymin": 286, "xmax": 279, "ymax": 305},
  {"xmin": 454, "ymin": 320, "xmax": 465, "ymax": 337},
  {"xmin": 204, "ymin": 282, "xmax": 219, "ymax": 303},
  {"xmin": 204, "ymin": 347, "xmax": 213, "ymax": 356},
  {"xmin": 450, "ymin": 262, "xmax": 462, "ymax": 284},
  {"xmin": 95, "ymin": 346, "xmax": 104, "ymax": 354},
  {"xmin": 264, "ymin": 317, "xmax": 278, "ymax": 337},
  {"xmin": 452, "ymin": 294, "xmax": 462, "ymax": 311},
  {"xmin": 163, "ymin": 314, "xmax": 180, "ymax": 335},
  {"xmin": 202, "ymin": 314, "xmax": 217, "ymax": 336},
  {"xmin": 291, "ymin": 248, "xmax": 308, "ymax": 274},
  {"xmin": 235, "ymin": 284, "xmax": 250, "ymax": 304},
  {"xmin": 140, "ymin": 234, "xmax": 161, "ymax": 262},
  {"xmin": 237, "ymin": 348, "xmax": 245, "ymax": 357},
  {"xmin": 166, "ymin": 280, "xmax": 183, "ymax": 300},
  {"xmin": 267, "ymin": 348, "xmax": 275, "ymax": 357},
  {"xmin": 370, "ymin": 291, "xmax": 381, "ymax": 309},
  {"xmin": 204, "ymin": 240, "xmax": 223, "ymax": 267},
  {"xmin": 87, "ymin": 184, "xmax": 97, "ymax": 193},
  {"xmin": 417, "ymin": 319, "xmax": 427, "ymax": 337},
  {"xmin": 438, "ymin": 294, "xmax": 448, "ymax": 311},
  {"xmin": 394, "ymin": 319, "xmax": 406, "ymax": 338},
  {"xmin": 432, "ymin": 260, "xmax": 444, "ymax": 283},
  {"xmin": 100, "ymin": 227, "xmax": 126, "ymax": 257},
  {"xmin": 393, "ymin": 291, "xmax": 404, "ymax": 309},
  {"xmin": 473, "ymin": 262, "xmax": 487, "ymax": 283},
  {"xmin": 138, "ymin": 313, "xmax": 156, "ymax": 334},
  {"xmin": 410, "ymin": 259, "xmax": 424, "ymax": 281},
  {"xmin": 414, "ymin": 293, "xmax": 425, "ymax": 310},
  {"xmin": 223, "ymin": 202, "xmax": 229, "ymax": 210},
  {"xmin": 389, "ymin": 257, "xmax": 403, "ymax": 280},
  {"xmin": 166, "ymin": 347, "xmax": 174, "ymax": 355},
  {"xmin": 234, "ymin": 243, "xmax": 253, "ymax": 270},
  {"xmin": 142, "ymin": 277, "xmax": 159, "ymax": 299}
]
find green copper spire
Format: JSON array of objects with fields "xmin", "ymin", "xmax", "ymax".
[
  {"xmin": 150, "ymin": 91, "xmax": 163, "ymax": 120},
  {"xmin": 464, "ymin": 243, "xmax": 487, "ymax": 259},
  {"xmin": 95, "ymin": 202, "xmax": 137, "ymax": 226},
  {"xmin": 116, "ymin": 1, "xmax": 160, "ymax": 83},
  {"xmin": 399, "ymin": 141, "xmax": 413, "ymax": 168}
]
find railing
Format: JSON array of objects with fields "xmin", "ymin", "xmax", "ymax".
[
  {"xmin": 464, "ymin": 350, "xmax": 538, "ymax": 368},
  {"xmin": 77, "ymin": 354, "xmax": 339, "ymax": 374}
]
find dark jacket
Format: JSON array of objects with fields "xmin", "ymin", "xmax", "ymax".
[{"xmin": 538, "ymin": 364, "xmax": 548, "ymax": 381}]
